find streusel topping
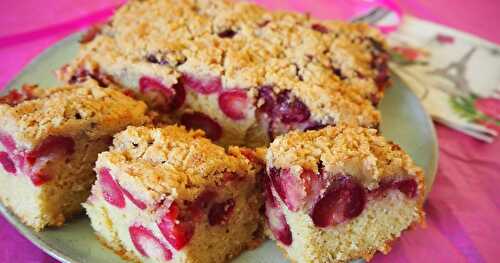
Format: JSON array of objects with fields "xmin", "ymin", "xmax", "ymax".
[
  {"xmin": 0, "ymin": 80, "xmax": 149, "ymax": 148},
  {"xmin": 65, "ymin": 0, "xmax": 386, "ymax": 126},
  {"xmin": 98, "ymin": 125, "xmax": 257, "ymax": 200},
  {"xmin": 267, "ymin": 126, "xmax": 424, "ymax": 189}
]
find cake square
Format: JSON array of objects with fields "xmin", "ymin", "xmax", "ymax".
[
  {"xmin": 83, "ymin": 125, "xmax": 263, "ymax": 262},
  {"xmin": 58, "ymin": 0, "xmax": 387, "ymax": 147},
  {"xmin": 263, "ymin": 126, "xmax": 425, "ymax": 262},
  {"xmin": 0, "ymin": 80, "xmax": 149, "ymax": 230}
]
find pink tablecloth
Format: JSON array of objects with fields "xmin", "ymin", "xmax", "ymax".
[{"xmin": 0, "ymin": 1, "xmax": 498, "ymax": 262}]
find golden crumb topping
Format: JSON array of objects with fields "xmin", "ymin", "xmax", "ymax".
[
  {"xmin": 62, "ymin": 0, "xmax": 387, "ymax": 127},
  {"xmin": 267, "ymin": 126, "xmax": 424, "ymax": 189},
  {"xmin": 0, "ymin": 80, "xmax": 149, "ymax": 148},
  {"xmin": 98, "ymin": 125, "xmax": 258, "ymax": 200}
]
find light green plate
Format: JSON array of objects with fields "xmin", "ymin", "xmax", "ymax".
[{"xmin": 0, "ymin": 32, "xmax": 438, "ymax": 263}]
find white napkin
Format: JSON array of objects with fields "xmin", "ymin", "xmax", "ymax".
[{"xmin": 356, "ymin": 10, "xmax": 500, "ymax": 142}]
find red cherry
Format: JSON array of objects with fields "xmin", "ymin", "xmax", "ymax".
[
  {"xmin": 26, "ymin": 136, "xmax": 75, "ymax": 165},
  {"xmin": 275, "ymin": 91, "xmax": 310, "ymax": 124},
  {"xmin": 311, "ymin": 23, "xmax": 329, "ymax": 33},
  {"xmin": 218, "ymin": 89, "xmax": 248, "ymax": 120},
  {"xmin": 263, "ymin": 174, "xmax": 292, "ymax": 246},
  {"xmin": 269, "ymin": 167, "xmax": 322, "ymax": 212},
  {"xmin": 268, "ymin": 168, "xmax": 284, "ymax": 201},
  {"xmin": 181, "ymin": 74, "xmax": 222, "ymax": 94},
  {"xmin": 311, "ymin": 190, "xmax": 344, "ymax": 227},
  {"xmin": 98, "ymin": 168, "xmax": 125, "ymax": 208},
  {"xmin": 0, "ymin": 132, "xmax": 16, "ymax": 153},
  {"xmin": 208, "ymin": 199, "xmax": 235, "ymax": 225},
  {"xmin": 375, "ymin": 63, "xmax": 389, "ymax": 90},
  {"xmin": 301, "ymin": 169, "xmax": 323, "ymax": 209},
  {"xmin": 311, "ymin": 176, "xmax": 366, "ymax": 228},
  {"xmin": 218, "ymin": 29, "xmax": 237, "ymax": 38},
  {"xmin": 180, "ymin": 112, "xmax": 222, "ymax": 141},
  {"xmin": 0, "ymin": 90, "xmax": 22, "ymax": 106},
  {"xmin": 12, "ymin": 154, "xmax": 24, "ymax": 171},
  {"xmin": 256, "ymin": 87, "xmax": 313, "ymax": 139},
  {"xmin": 189, "ymin": 190, "xmax": 217, "ymax": 220},
  {"xmin": 68, "ymin": 69, "xmax": 112, "ymax": 87},
  {"xmin": 139, "ymin": 76, "xmax": 180, "ymax": 113},
  {"xmin": 170, "ymin": 82, "xmax": 186, "ymax": 111},
  {"xmin": 367, "ymin": 180, "xmax": 391, "ymax": 198},
  {"xmin": 394, "ymin": 179, "xmax": 418, "ymax": 198},
  {"xmin": 368, "ymin": 178, "xmax": 418, "ymax": 199},
  {"xmin": 0, "ymin": 85, "xmax": 37, "ymax": 106},
  {"xmin": 271, "ymin": 168, "xmax": 305, "ymax": 212},
  {"xmin": 0, "ymin": 152, "xmax": 16, "ymax": 174},
  {"xmin": 193, "ymin": 190, "xmax": 217, "ymax": 210},
  {"xmin": 158, "ymin": 201, "xmax": 194, "ymax": 250},
  {"xmin": 257, "ymin": 86, "xmax": 276, "ymax": 115},
  {"xmin": 372, "ymin": 51, "xmax": 390, "ymax": 90},
  {"xmin": 129, "ymin": 225, "xmax": 173, "ymax": 260},
  {"xmin": 29, "ymin": 172, "xmax": 51, "ymax": 186},
  {"xmin": 68, "ymin": 68, "xmax": 90, "ymax": 84},
  {"xmin": 121, "ymin": 186, "xmax": 147, "ymax": 210},
  {"xmin": 344, "ymin": 181, "xmax": 366, "ymax": 218},
  {"xmin": 139, "ymin": 77, "xmax": 173, "ymax": 96}
]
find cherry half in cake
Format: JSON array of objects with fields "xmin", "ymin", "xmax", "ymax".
[
  {"xmin": 264, "ymin": 126, "xmax": 425, "ymax": 262},
  {"xmin": 83, "ymin": 126, "xmax": 263, "ymax": 263},
  {"xmin": 60, "ymin": 65, "xmax": 380, "ymax": 147},
  {"xmin": 0, "ymin": 81, "xmax": 148, "ymax": 230}
]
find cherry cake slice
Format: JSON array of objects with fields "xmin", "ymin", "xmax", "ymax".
[
  {"xmin": 83, "ymin": 126, "xmax": 263, "ymax": 263},
  {"xmin": 0, "ymin": 80, "xmax": 148, "ymax": 231},
  {"xmin": 263, "ymin": 126, "xmax": 425, "ymax": 262},
  {"xmin": 58, "ymin": 0, "xmax": 387, "ymax": 147}
]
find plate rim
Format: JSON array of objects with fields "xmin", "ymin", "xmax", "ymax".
[{"xmin": 0, "ymin": 31, "xmax": 439, "ymax": 263}]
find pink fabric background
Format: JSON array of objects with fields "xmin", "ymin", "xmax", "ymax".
[{"xmin": 0, "ymin": 1, "xmax": 499, "ymax": 262}]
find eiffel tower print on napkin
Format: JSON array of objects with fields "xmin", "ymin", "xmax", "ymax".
[{"xmin": 359, "ymin": 10, "xmax": 500, "ymax": 142}]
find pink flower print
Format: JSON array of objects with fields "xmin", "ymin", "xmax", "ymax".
[
  {"xmin": 392, "ymin": 46, "xmax": 421, "ymax": 61},
  {"xmin": 436, "ymin": 33, "xmax": 455, "ymax": 44},
  {"xmin": 475, "ymin": 98, "xmax": 500, "ymax": 121},
  {"xmin": 390, "ymin": 45, "xmax": 429, "ymax": 66}
]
